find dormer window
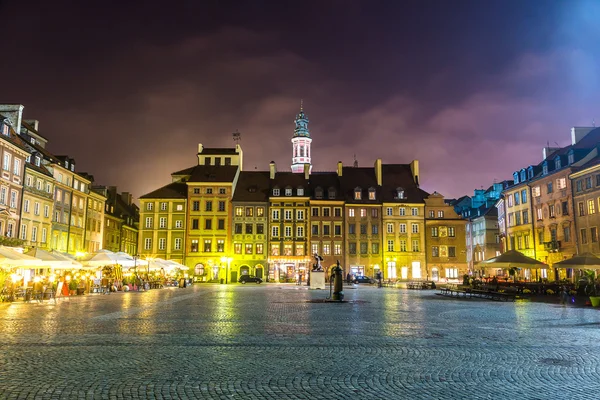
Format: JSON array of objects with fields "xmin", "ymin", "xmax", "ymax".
[
  {"xmin": 285, "ymin": 188, "xmax": 292, "ymax": 196},
  {"xmin": 568, "ymin": 150, "xmax": 575, "ymax": 165},
  {"xmin": 1, "ymin": 123, "xmax": 9, "ymax": 136},
  {"xmin": 70, "ymin": 164, "xmax": 74, "ymax": 172},
  {"xmin": 35, "ymin": 157, "xmax": 40, "ymax": 166},
  {"xmin": 542, "ymin": 161, "xmax": 548, "ymax": 176},
  {"xmin": 528, "ymin": 166, "xmax": 534, "ymax": 179},
  {"xmin": 315, "ymin": 187, "xmax": 323, "ymax": 199},
  {"xmin": 30, "ymin": 137, "xmax": 35, "ymax": 144},
  {"xmin": 297, "ymin": 187, "xmax": 304, "ymax": 196},
  {"xmin": 555, "ymin": 157, "xmax": 561, "ymax": 170},
  {"xmin": 368, "ymin": 187, "xmax": 376, "ymax": 200},
  {"xmin": 328, "ymin": 187, "xmax": 336, "ymax": 199},
  {"xmin": 65, "ymin": 161, "xmax": 69, "ymax": 169},
  {"xmin": 273, "ymin": 188, "xmax": 280, "ymax": 196},
  {"xmin": 520, "ymin": 169, "xmax": 526, "ymax": 182},
  {"xmin": 396, "ymin": 187, "xmax": 405, "ymax": 199},
  {"xmin": 354, "ymin": 187, "xmax": 362, "ymax": 200},
  {"xmin": 513, "ymin": 172, "xmax": 519, "ymax": 185}
]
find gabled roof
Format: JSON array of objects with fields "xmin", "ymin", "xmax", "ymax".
[
  {"xmin": 171, "ymin": 165, "xmax": 196, "ymax": 176},
  {"xmin": 232, "ymin": 171, "xmax": 270, "ymax": 202},
  {"xmin": 308, "ymin": 172, "xmax": 340, "ymax": 200},
  {"xmin": 339, "ymin": 167, "xmax": 379, "ymax": 203},
  {"xmin": 140, "ymin": 182, "xmax": 188, "ymax": 199},
  {"xmin": 270, "ymin": 172, "xmax": 309, "ymax": 191},
  {"xmin": 380, "ymin": 164, "xmax": 428, "ymax": 203},
  {"xmin": 187, "ymin": 165, "xmax": 239, "ymax": 183},
  {"xmin": 0, "ymin": 114, "xmax": 31, "ymax": 153},
  {"xmin": 24, "ymin": 162, "xmax": 53, "ymax": 178}
]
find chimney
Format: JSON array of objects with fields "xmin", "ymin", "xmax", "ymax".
[
  {"xmin": 374, "ymin": 158, "xmax": 382, "ymax": 186},
  {"xmin": 24, "ymin": 119, "xmax": 39, "ymax": 131},
  {"xmin": 337, "ymin": 161, "xmax": 343, "ymax": 176},
  {"xmin": 0, "ymin": 104, "xmax": 24, "ymax": 134},
  {"xmin": 410, "ymin": 160, "xmax": 419, "ymax": 187},
  {"xmin": 304, "ymin": 163, "xmax": 310, "ymax": 180},
  {"xmin": 571, "ymin": 127, "xmax": 595, "ymax": 145},
  {"xmin": 121, "ymin": 192, "xmax": 133, "ymax": 205},
  {"xmin": 197, "ymin": 143, "xmax": 204, "ymax": 165},
  {"xmin": 269, "ymin": 161, "xmax": 276, "ymax": 179}
]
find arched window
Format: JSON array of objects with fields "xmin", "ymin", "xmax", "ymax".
[{"xmin": 194, "ymin": 263, "xmax": 205, "ymax": 276}]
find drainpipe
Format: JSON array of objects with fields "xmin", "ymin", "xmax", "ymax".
[{"xmin": 65, "ymin": 189, "xmax": 74, "ymax": 254}]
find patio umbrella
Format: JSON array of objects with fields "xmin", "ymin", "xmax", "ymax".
[
  {"xmin": 480, "ymin": 250, "xmax": 547, "ymax": 269},
  {"xmin": 553, "ymin": 253, "xmax": 600, "ymax": 270},
  {"xmin": 0, "ymin": 245, "xmax": 45, "ymax": 268},
  {"xmin": 24, "ymin": 248, "xmax": 83, "ymax": 270}
]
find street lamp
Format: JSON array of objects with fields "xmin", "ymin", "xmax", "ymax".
[{"xmin": 220, "ymin": 256, "xmax": 232, "ymax": 284}]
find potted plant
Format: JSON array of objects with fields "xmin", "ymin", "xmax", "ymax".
[
  {"xmin": 68, "ymin": 279, "xmax": 78, "ymax": 296},
  {"xmin": 584, "ymin": 270, "xmax": 600, "ymax": 307}
]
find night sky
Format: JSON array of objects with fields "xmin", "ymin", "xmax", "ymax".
[{"xmin": 1, "ymin": 0, "xmax": 599, "ymax": 200}]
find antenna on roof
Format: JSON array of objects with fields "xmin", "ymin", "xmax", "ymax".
[
  {"xmin": 593, "ymin": 119, "xmax": 596, "ymax": 127},
  {"xmin": 353, "ymin": 154, "xmax": 358, "ymax": 168},
  {"xmin": 232, "ymin": 129, "xmax": 241, "ymax": 143}
]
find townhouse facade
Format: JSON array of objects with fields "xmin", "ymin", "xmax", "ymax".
[
  {"xmin": 570, "ymin": 157, "xmax": 600, "ymax": 258},
  {"xmin": 425, "ymin": 192, "xmax": 468, "ymax": 281},
  {"xmin": 231, "ymin": 171, "xmax": 269, "ymax": 280}
]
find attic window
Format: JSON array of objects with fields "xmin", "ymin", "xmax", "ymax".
[
  {"xmin": 30, "ymin": 137, "xmax": 35, "ymax": 144},
  {"xmin": 273, "ymin": 188, "xmax": 280, "ymax": 196},
  {"xmin": 1, "ymin": 123, "xmax": 9, "ymax": 136},
  {"xmin": 285, "ymin": 188, "xmax": 292, "ymax": 196},
  {"xmin": 315, "ymin": 187, "xmax": 323, "ymax": 199},
  {"xmin": 568, "ymin": 151, "xmax": 574, "ymax": 165},
  {"xmin": 555, "ymin": 158, "xmax": 561, "ymax": 170},
  {"xmin": 513, "ymin": 172, "xmax": 519, "ymax": 185},
  {"xmin": 542, "ymin": 162, "xmax": 548, "ymax": 176},
  {"xmin": 368, "ymin": 187, "xmax": 376, "ymax": 200},
  {"xmin": 527, "ymin": 167, "xmax": 534, "ymax": 179},
  {"xmin": 328, "ymin": 188, "xmax": 336, "ymax": 199},
  {"xmin": 297, "ymin": 187, "xmax": 304, "ymax": 196},
  {"xmin": 65, "ymin": 161, "xmax": 69, "ymax": 168},
  {"xmin": 396, "ymin": 187, "xmax": 405, "ymax": 199},
  {"xmin": 520, "ymin": 170, "xmax": 526, "ymax": 181},
  {"xmin": 70, "ymin": 164, "xmax": 74, "ymax": 172},
  {"xmin": 354, "ymin": 187, "xmax": 362, "ymax": 200}
]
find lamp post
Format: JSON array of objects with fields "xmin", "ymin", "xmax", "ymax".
[{"xmin": 221, "ymin": 256, "xmax": 232, "ymax": 284}]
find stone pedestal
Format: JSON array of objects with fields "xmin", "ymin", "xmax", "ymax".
[{"xmin": 310, "ymin": 271, "xmax": 326, "ymax": 289}]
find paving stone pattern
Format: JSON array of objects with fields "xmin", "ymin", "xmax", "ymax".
[{"xmin": 1, "ymin": 285, "xmax": 599, "ymax": 399}]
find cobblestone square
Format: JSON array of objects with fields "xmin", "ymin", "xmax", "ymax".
[{"xmin": 1, "ymin": 285, "xmax": 599, "ymax": 399}]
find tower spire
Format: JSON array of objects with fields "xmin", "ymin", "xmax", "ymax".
[{"xmin": 291, "ymin": 101, "xmax": 312, "ymax": 173}]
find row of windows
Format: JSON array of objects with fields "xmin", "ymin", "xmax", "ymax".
[
  {"xmin": 272, "ymin": 187, "xmax": 305, "ymax": 197},
  {"xmin": 145, "ymin": 217, "xmax": 185, "ymax": 229},
  {"xmin": 2, "ymin": 153, "xmax": 22, "ymax": 176},
  {"xmin": 507, "ymin": 189, "xmax": 529, "ymax": 206},
  {"xmin": 383, "ymin": 207, "xmax": 421, "ymax": 217},
  {"xmin": 190, "ymin": 239, "xmax": 226, "ymax": 253},
  {"xmin": 271, "ymin": 209, "xmax": 306, "ymax": 220},
  {"xmin": 191, "ymin": 200, "xmax": 227, "ymax": 212},
  {"xmin": 234, "ymin": 223, "xmax": 264, "ymax": 234},
  {"xmin": 535, "ymin": 201, "xmax": 569, "ymax": 220},
  {"xmin": 384, "ymin": 223, "xmax": 420, "ymax": 234},
  {"xmin": 234, "ymin": 243, "xmax": 264, "ymax": 255},
  {"xmin": 581, "ymin": 227, "xmax": 600, "ymax": 244},
  {"xmin": 577, "ymin": 199, "xmax": 600, "ymax": 217},
  {"xmin": 313, "ymin": 224, "xmax": 342, "ymax": 236},
  {"xmin": 530, "ymin": 178, "xmax": 567, "ymax": 198},
  {"xmin": 271, "ymin": 226, "xmax": 305, "ymax": 237},
  {"xmin": 25, "ymin": 176, "xmax": 53, "ymax": 193},
  {"xmin": 430, "ymin": 246, "xmax": 457, "ymax": 258},
  {"xmin": 310, "ymin": 242, "xmax": 343, "ymax": 256},
  {"xmin": 575, "ymin": 175, "xmax": 600, "ymax": 193},
  {"xmin": 352, "ymin": 239, "xmax": 419, "ymax": 253},
  {"xmin": 270, "ymin": 243, "xmax": 309, "ymax": 256},
  {"xmin": 23, "ymin": 200, "xmax": 50, "ymax": 218},
  {"xmin": 0, "ymin": 187, "xmax": 19, "ymax": 208},
  {"xmin": 430, "ymin": 226, "xmax": 456, "ymax": 237},
  {"xmin": 19, "ymin": 224, "xmax": 48, "ymax": 243},
  {"xmin": 192, "ymin": 187, "xmax": 228, "ymax": 195},
  {"xmin": 193, "ymin": 218, "xmax": 226, "ymax": 230},
  {"xmin": 235, "ymin": 206, "xmax": 265, "ymax": 217},
  {"xmin": 146, "ymin": 202, "xmax": 185, "ymax": 211},
  {"xmin": 143, "ymin": 237, "xmax": 183, "ymax": 251}
]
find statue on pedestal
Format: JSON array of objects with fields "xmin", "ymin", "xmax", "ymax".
[{"xmin": 312, "ymin": 253, "xmax": 324, "ymax": 271}]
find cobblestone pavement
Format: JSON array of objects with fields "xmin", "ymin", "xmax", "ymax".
[{"xmin": 1, "ymin": 284, "xmax": 600, "ymax": 400}]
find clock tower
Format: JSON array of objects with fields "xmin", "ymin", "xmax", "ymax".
[{"xmin": 291, "ymin": 101, "xmax": 312, "ymax": 173}]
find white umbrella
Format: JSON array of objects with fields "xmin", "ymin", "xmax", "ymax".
[
  {"xmin": 24, "ymin": 248, "xmax": 83, "ymax": 270},
  {"xmin": 0, "ymin": 245, "xmax": 45, "ymax": 268}
]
